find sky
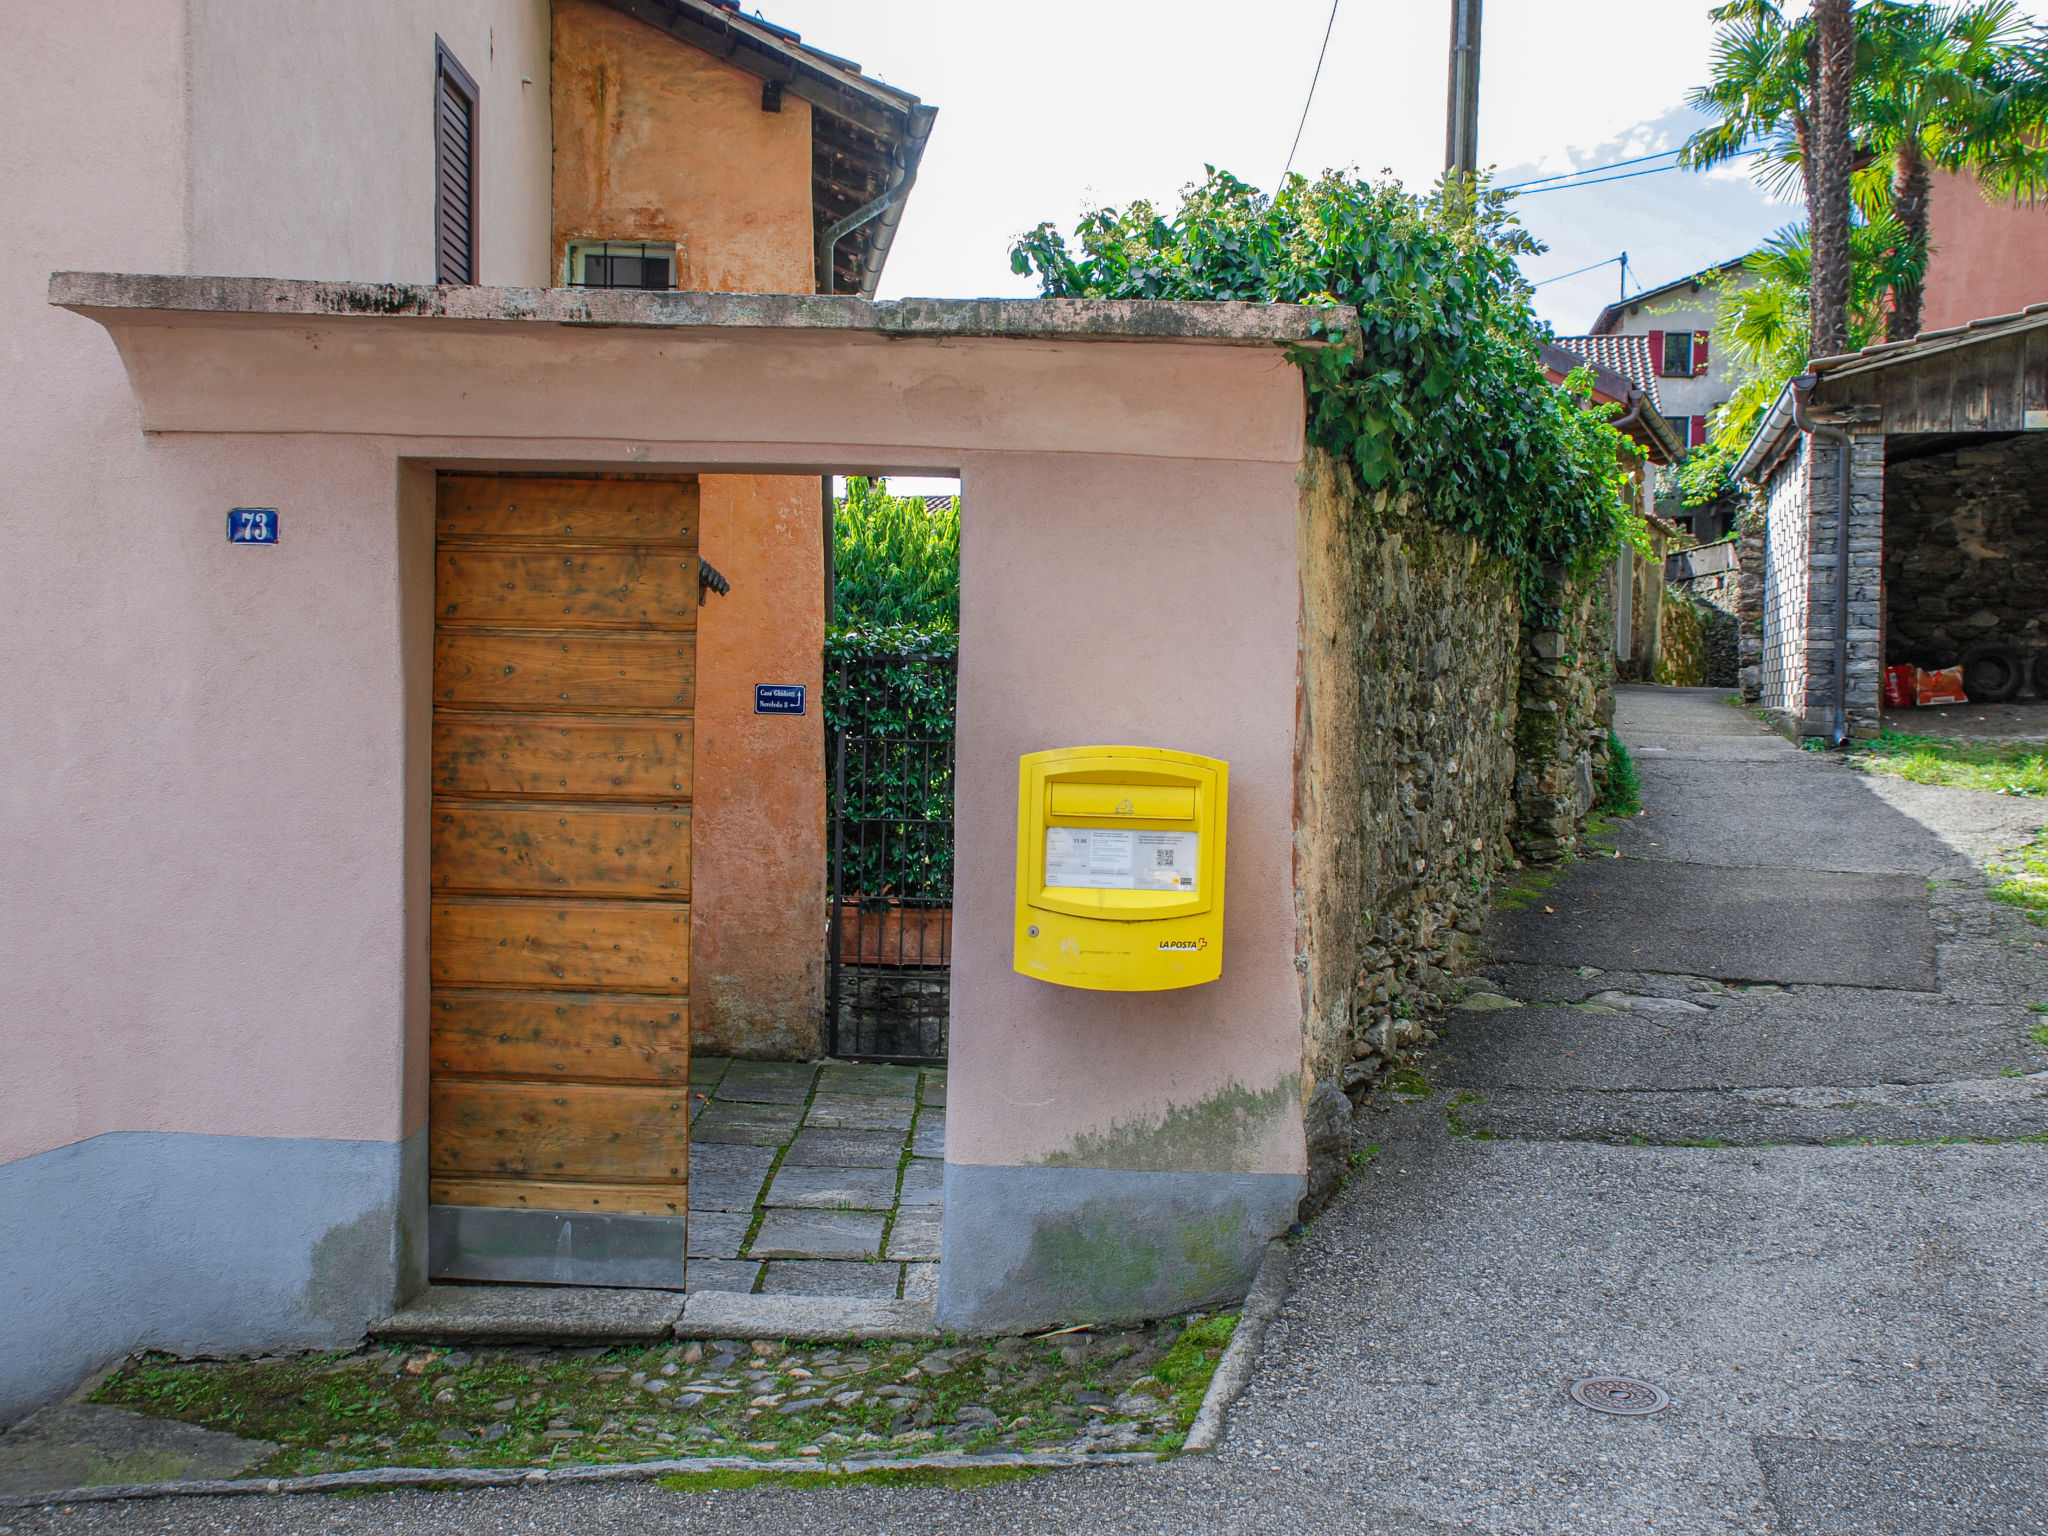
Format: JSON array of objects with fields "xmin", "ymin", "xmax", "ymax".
[{"xmin": 756, "ymin": 0, "xmax": 1812, "ymax": 337}]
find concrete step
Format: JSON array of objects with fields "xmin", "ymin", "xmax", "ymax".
[{"xmin": 369, "ymin": 1285, "xmax": 941, "ymax": 1345}]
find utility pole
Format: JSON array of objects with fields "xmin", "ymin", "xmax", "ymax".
[{"xmin": 1445, "ymin": 0, "xmax": 1483, "ymax": 177}]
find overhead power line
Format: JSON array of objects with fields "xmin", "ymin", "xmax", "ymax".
[
  {"xmin": 1531, "ymin": 254, "xmax": 1626, "ymax": 288},
  {"xmin": 1282, "ymin": 0, "xmax": 1343, "ymax": 180},
  {"xmin": 1497, "ymin": 148, "xmax": 1681, "ymax": 192},
  {"xmin": 1511, "ymin": 161, "xmax": 1694, "ymax": 196}
]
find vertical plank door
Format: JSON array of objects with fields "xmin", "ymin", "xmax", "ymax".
[{"xmin": 428, "ymin": 475, "xmax": 696, "ymax": 1278}]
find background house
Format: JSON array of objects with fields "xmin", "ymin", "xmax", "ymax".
[{"xmin": 1588, "ymin": 258, "xmax": 1751, "ymax": 462}]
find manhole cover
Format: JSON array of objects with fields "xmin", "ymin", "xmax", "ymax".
[{"xmin": 1569, "ymin": 1377, "xmax": 1670, "ymax": 1415}]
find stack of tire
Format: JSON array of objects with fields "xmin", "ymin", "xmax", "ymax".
[{"xmin": 1961, "ymin": 647, "xmax": 2038, "ymax": 703}]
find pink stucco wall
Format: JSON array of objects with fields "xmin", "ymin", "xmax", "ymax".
[
  {"xmin": 1923, "ymin": 170, "xmax": 2048, "ymax": 332},
  {"xmin": 951, "ymin": 454, "xmax": 1307, "ymax": 1174},
  {"xmin": 25, "ymin": 298, "xmax": 1310, "ymax": 1190},
  {"xmin": 0, "ymin": 1, "xmax": 553, "ymax": 1169}
]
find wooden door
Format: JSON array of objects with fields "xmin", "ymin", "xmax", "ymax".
[{"xmin": 428, "ymin": 474, "xmax": 695, "ymax": 1236}]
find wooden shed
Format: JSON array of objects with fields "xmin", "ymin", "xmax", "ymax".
[{"xmin": 1737, "ymin": 304, "xmax": 2048, "ymax": 739}]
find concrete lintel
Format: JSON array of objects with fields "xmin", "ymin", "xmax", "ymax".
[{"xmin": 49, "ymin": 273, "xmax": 1351, "ymax": 347}]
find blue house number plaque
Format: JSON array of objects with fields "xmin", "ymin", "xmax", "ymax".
[
  {"xmin": 228, "ymin": 509, "xmax": 278, "ymax": 544},
  {"xmin": 754, "ymin": 684, "xmax": 806, "ymax": 716}
]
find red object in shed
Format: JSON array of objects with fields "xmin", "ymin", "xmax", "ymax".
[
  {"xmin": 1884, "ymin": 664, "xmax": 1917, "ymax": 709},
  {"xmin": 1915, "ymin": 666, "xmax": 1969, "ymax": 707}
]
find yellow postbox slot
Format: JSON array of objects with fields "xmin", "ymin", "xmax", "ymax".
[{"xmin": 1013, "ymin": 746, "xmax": 1228, "ymax": 991}]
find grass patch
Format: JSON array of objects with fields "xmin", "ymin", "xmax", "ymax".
[
  {"xmin": 1383, "ymin": 1065, "xmax": 1433, "ymax": 1101},
  {"xmin": 1989, "ymin": 831, "xmax": 2048, "ymax": 927},
  {"xmin": 1350, "ymin": 1143, "xmax": 1380, "ymax": 1167},
  {"xmin": 1594, "ymin": 730, "xmax": 1641, "ymax": 817},
  {"xmin": 92, "ymin": 1320, "xmax": 1210, "ymax": 1478},
  {"xmin": 1149, "ymin": 1314, "xmax": 1236, "ymax": 1423},
  {"xmin": 1445, "ymin": 1091, "xmax": 1484, "ymax": 1138},
  {"xmin": 1849, "ymin": 732, "xmax": 2048, "ymax": 796},
  {"xmin": 656, "ymin": 1465, "xmax": 1051, "ymax": 1493},
  {"xmin": 1492, "ymin": 869, "xmax": 1558, "ymax": 911},
  {"xmin": 2028, "ymin": 1019, "xmax": 2048, "ymax": 1049}
]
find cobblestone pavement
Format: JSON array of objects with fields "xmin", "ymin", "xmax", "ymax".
[
  {"xmin": 14, "ymin": 688, "xmax": 2048, "ymax": 1534},
  {"xmin": 684, "ymin": 1059, "xmax": 944, "ymax": 1300}
]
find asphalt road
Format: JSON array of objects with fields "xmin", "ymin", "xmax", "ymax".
[{"xmin": 11, "ymin": 687, "xmax": 2048, "ymax": 1535}]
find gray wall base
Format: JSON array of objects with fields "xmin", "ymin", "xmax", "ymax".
[
  {"xmin": 0, "ymin": 1129, "xmax": 421, "ymax": 1428},
  {"xmin": 935, "ymin": 1163, "xmax": 1302, "ymax": 1335},
  {"xmin": 428, "ymin": 1206, "xmax": 686, "ymax": 1291}
]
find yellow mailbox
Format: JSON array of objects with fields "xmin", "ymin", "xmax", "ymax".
[{"xmin": 1013, "ymin": 746, "xmax": 1228, "ymax": 991}]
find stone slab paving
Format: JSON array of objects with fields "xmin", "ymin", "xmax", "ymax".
[
  {"xmin": 803, "ymin": 1093, "xmax": 915, "ymax": 1131},
  {"xmin": 679, "ymin": 1259, "xmax": 758, "ymax": 1294},
  {"xmin": 757, "ymin": 1260, "xmax": 901, "ymax": 1298},
  {"xmin": 681, "ymin": 1059, "xmax": 945, "ymax": 1302},
  {"xmin": 762, "ymin": 1163, "xmax": 899, "ymax": 1210},
  {"xmin": 688, "ymin": 1100, "xmax": 803, "ymax": 1145},
  {"xmin": 781, "ymin": 1128, "xmax": 903, "ymax": 1167},
  {"xmin": 749, "ymin": 1210, "xmax": 885, "ymax": 1262},
  {"xmin": 681, "ymin": 1210, "xmax": 750, "ymax": 1259}
]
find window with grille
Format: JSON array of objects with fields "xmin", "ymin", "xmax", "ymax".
[
  {"xmin": 567, "ymin": 241, "xmax": 679, "ymax": 290},
  {"xmin": 435, "ymin": 41, "xmax": 478, "ymax": 285}
]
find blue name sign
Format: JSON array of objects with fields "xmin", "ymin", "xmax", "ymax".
[
  {"xmin": 228, "ymin": 509, "xmax": 279, "ymax": 544},
  {"xmin": 755, "ymin": 684, "xmax": 807, "ymax": 716}
]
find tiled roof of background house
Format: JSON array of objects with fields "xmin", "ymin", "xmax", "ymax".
[{"xmin": 1550, "ymin": 334, "xmax": 1660, "ymax": 407}]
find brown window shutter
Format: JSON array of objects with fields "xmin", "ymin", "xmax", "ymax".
[{"xmin": 435, "ymin": 41, "xmax": 478, "ymax": 285}]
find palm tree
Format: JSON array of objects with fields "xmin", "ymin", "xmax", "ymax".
[
  {"xmin": 1811, "ymin": 0, "xmax": 1859, "ymax": 355},
  {"xmin": 1678, "ymin": 0, "xmax": 1856, "ymax": 355},
  {"xmin": 1856, "ymin": 1, "xmax": 2048, "ymax": 337},
  {"xmin": 1687, "ymin": 2, "xmax": 2048, "ymax": 346}
]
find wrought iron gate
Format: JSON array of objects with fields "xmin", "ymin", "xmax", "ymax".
[{"xmin": 825, "ymin": 649, "xmax": 955, "ymax": 1062}]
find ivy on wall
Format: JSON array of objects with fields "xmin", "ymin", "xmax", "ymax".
[{"xmin": 1010, "ymin": 169, "xmax": 1641, "ymax": 609}]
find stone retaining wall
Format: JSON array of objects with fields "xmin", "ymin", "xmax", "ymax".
[{"xmin": 1294, "ymin": 453, "xmax": 1612, "ymax": 1191}]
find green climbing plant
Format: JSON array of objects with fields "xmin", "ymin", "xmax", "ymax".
[{"xmin": 1009, "ymin": 168, "xmax": 1641, "ymax": 611}]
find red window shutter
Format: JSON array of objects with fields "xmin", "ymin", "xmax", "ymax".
[
  {"xmin": 1690, "ymin": 414, "xmax": 1707, "ymax": 448},
  {"xmin": 1693, "ymin": 331, "xmax": 1710, "ymax": 375},
  {"xmin": 1648, "ymin": 330, "xmax": 1667, "ymax": 378}
]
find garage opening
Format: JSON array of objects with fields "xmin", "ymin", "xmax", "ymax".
[{"xmin": 1884, "ymin": 431, "xmax": 2048, "ymax": 726}]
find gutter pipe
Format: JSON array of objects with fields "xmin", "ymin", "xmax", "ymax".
[{"xmin": 1790, "ymin": 372, "xmax": 1852, "ymax": 746}]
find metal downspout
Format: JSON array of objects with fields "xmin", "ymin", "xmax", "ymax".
[{"xmin": 1791, "ymin": 374, "xmax": 1852, "ymax": 745}]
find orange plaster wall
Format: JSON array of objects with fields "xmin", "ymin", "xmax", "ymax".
[
  {"xmin": 549, "ymin": 0, "xmax": 814, "ymax": 292},
  {"xmin": 693, "ymin": 475, "xmax": 827, "ymax": 1059},
  {"xmin": 550, "ymin": 0, "xmax": 827, "ymax": 1056},
  {"xmin": 1922, "ymin": 170, "xmax": 2048, "ymax": 332}
]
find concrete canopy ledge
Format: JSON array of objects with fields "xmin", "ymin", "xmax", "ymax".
[
  {"xmin": 675, "ymin": 1293, "xmax": 939, "ymax": 1342},
  {"xmin": 49, "ymin": 273, "xmax": 1352, "ymax": 346},
  {"xmin": 369, "ymin": 1285, "xmax": 681, "ymax": 1345}
]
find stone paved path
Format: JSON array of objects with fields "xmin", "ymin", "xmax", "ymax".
[
  {"xmin": 20, "ymin": 687, "xmax": 2048, "ymax": 1535},
  {"xmin": 685, "ymin": 1058, "xmax": 944, "ymax": 1300}
]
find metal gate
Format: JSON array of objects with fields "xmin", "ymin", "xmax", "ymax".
[{"xmin": 825, "ymin": 649, "xmax": 955, "ymax": 1062}]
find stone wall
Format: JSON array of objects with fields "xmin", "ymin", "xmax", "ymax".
[
  {"xmin": 1655, "ymin": 588, "xmax": 1739, "ymax": 688},
  {"xmin": 1515, "ymin": 569, "xmax": 1616, "ymax": 863},
  {"xmin": 1296, "ymin": 453, "xmax": 1521, "ymax": 1110},
  {"xmin": 1737, "ymin": 502, "xmax": 1767, "ymax": 701},
  {"xmin": 1883, "ymin": 433, "xmax": 2048, "ymax": 692},
  {"xmin": 1294, "ymin": 452, "xmax": 1613, "ymax": 1205}
]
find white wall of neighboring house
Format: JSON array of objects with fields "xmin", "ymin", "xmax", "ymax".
[
  {"xmin": 0, "ymin": 0, "xmax": 551, "ymax": 1426},
  {"xmin": 1592, "ymin": 266, "xmax": 1754, "ymax": 449},
  {"xmin": 186, "ymin": 0, "xmax": 552, "ymax": 284}
]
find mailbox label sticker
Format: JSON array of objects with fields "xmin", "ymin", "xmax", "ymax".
[{"xmin": 1045, "ymin": 828, "xmax": 1198, "ymax": 892}]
